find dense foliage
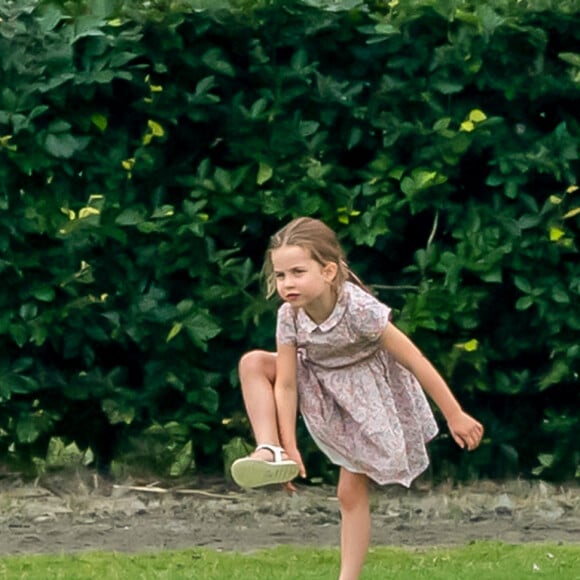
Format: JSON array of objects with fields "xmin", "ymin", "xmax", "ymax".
[{"xmin": 0, "ymin": 0, "xmax": 578, "ymax": 482}]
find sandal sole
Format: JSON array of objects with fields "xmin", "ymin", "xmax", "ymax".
[{"xmin": 231, "ymin": 458, "xmax": 300, "ymax": 488}]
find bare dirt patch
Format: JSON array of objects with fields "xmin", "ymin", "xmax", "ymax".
[{"xmin": 0, "ymin": 471, "xmax": 578, "ymax": 556}]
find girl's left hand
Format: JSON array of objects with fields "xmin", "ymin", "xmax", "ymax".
[{"xmin": 447, "ymin": 411, "xmax": 484, "ymax": 451}]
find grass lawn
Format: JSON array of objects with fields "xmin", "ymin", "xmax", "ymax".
[{"xmin": 0, "ymin": 542, "xmax": 579, "ymax": 579}]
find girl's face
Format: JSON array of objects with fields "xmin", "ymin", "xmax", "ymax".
[{"xmin": 271, "ymin": 245, "xmax": 337, "ymax": 316}]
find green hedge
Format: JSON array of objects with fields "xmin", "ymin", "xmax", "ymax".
[{"xmin": 0, "ymin": 0, "xmax": 578, "ymax": 482}]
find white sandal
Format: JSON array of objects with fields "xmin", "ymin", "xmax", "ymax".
[{"xmin": 231, "ymin": 444, "xmax": 300, "ymax": 488}]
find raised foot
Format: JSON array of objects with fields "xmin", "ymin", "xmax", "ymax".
[{"xmin": 231, "ymin": 444, "xmax": 300, "ymax": 489}]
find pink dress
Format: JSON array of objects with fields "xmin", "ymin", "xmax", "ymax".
[{"xmin": 276, "ymin": 282, "xmax": 439, "ymax": 487}]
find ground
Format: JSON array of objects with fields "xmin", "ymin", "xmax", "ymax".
[{"xmin": 0, "ymin": 471, "xmax": 578, "ymax": 556}]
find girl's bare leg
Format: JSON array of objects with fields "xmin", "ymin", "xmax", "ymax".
[
  {"xmin": 337, "ymin": 469, "xmax": 371, "ymax": 580},
  {"xmin": 238, "ymin": 350, "xmax": 281, "ymax": 460}
]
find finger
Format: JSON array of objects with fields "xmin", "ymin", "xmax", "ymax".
[
  {"xmin": 291, "ymin": 456, "xmax": 306, "ymax": 478},
  {"xmin": 470, "ymin": 424, "xmax": 484, "ymax": 443},
  {"xmin": 451, "ymin": 431, "xmax": 466, "ymax": 449},
  {"xmin": 467, "ymin": 432, "xmax": 483, "ymax": 451},
  {"xmin": 471, "ymin": 422, "xmax": 483, "ymax": 435},
  {"xmin": 464, "ymin": 429, "xmax": 479, "ymax": 450}
]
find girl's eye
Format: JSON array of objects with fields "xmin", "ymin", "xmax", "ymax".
[{"xmin": 275, "ymin": 273, "xmax": 284, "ymax": 279}]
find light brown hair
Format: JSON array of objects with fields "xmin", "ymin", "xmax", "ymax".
[{"xmin": 263, "ymin": 217, "xmax": 369, "ymax": 297}]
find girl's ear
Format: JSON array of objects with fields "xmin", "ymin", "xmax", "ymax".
[{"xmin": 322, "ymin": 261, "xmax": 338, "ymax": 283}]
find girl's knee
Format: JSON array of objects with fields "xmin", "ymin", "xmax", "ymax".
[
  {"xmin": 239, "ymin": 350, "xmax": 262, "ymax": 372},
  {"xmin": 337, "ymin": 473, "xmax": 369, "ymax": 512},
  {"xmin": 238, "ymin": 350, "xmax": 275, "ymax": 377}
]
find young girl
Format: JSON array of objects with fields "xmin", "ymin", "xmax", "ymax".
[{"xmin": 231, "ymin": 217, "xmax": 484, "ymax": 580}]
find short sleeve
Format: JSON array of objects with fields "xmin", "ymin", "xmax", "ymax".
[
  {"xmin": 276, "ymin": 302, "xmax": 297, "ymax": 346},
  {"xmin": 348, "ymin": 286, "xmax": 391, "ymax": 342}
]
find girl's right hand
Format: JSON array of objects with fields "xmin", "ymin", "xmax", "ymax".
[{"xmin": 283, "ymin": 447, "xmax": 306, "ymax": 493}]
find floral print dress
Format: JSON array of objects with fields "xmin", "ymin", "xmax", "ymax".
[{"xmin": 276, "ymin": 282, "xmax": 439, "ymax": 487}]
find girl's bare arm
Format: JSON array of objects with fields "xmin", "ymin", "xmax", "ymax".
[
  {"xmin": 381, "ymin": 323, "xmax": 484, "ymax": 450},
  {"xmin": 273, "ymin": 343, "xmax": 298, "ymax": 448}
]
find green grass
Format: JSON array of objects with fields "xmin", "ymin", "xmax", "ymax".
[{"xmin": 0, "ymin": 543, "xmax": 579, "ymax": 580}]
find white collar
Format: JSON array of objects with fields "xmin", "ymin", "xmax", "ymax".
[{"xmin": 296, "ymin": 283, "xmax": 350, "ymax": 333}]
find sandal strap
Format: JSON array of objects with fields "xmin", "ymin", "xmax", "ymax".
[{"xmin": 255, "ymin": 444, "xmax": 285, "ymax": 463}]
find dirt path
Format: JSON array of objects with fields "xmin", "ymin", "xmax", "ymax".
[{"xmin": 0, "ymin": 472, "xmax": 578, "ymax": 555}]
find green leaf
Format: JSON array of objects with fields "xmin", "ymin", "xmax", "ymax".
[
  {"xmin": 89, "ymin": 0, "xmax": 120, "ymax": 18},
  {"xmin": 558, "ymin": 52, "xmax": 580, "ymax": 67},
  {"xmin": 431, "ymin": 79, "xmax": 464, "ymax": 94},
  {"xmin": 147, "ymin": 119, "xmax": 165, "ymax": 138},
  {"xmin": 563, "ymin": 207, "xmax": 580, "ymax": 219},
  {"xmin": 166, "ymin": 322, "xmax": 183, "ymax": 343},
  {"xmin": 513, "ymin": 276, "xmax": 532, "ymax": 293},
  {"xmin": 36, "ymin": 5, "xmax": 66, "ymax": 33},
  {"xmin": 115, "ymin": 208, "xmax": 147, "ymax": 226},
  {"xmin": 195, "ymin": 76, "xmax": 217, "ymax": 95},
  {"xmin": 151, "ymin": 205, "xmax": 174, "ymax": 219},
  {"xmin": 517, "ymin": 214, "xmax": 541, "ymax": 229},
  {"xmin": 9, "ymin": 324, "xmax": 28, "ymax": 347},
  {"xmin": 201, "ymin": 48, "xmax": 235, "ymax": 77},
  {"xmin": 91, "ymin": 113, "xmax": 108, "ymax": 131},
  {"xmin": 48, "ymin": 120, "xmax": 74, "ymax": 134},
  {"xmin": 16, "ymin": 415, "xmax": 41, "ymax": 444},
  {"xmin": 136, "ymin": 222, "xmax": 159, "ymax": 233},
  {"xmin": 415, "ymin": 170, "xmax": 438, "ymax": 189},
  {"xmin": 537, "ymin": 453, "xmax": 554, "ymax": 468},
  {"xmin": 31, "ymin": 286, "xmax": 56, "ymax": 302},
  {"xmin": 2, "ymin": 88, "xmax": 17, "ymax": 111},
  {"xmin": 45, "ymin": 437, "xmax": 87, "ymax": 468},
  {"xmin": 301, "ymin": 0, "xmax": 364, "ymax": 12},
  {"xmin": 249, "ymin": 98, "xmax": 268, "ymax": 118},
  {"xmin": 102, "ymin": 399, "xmax": 136, "ymax": 425},
  {"xmin": 200, "ymin": 387, "xmax": 219, "ymax": 414},
  {"xmin": 476, "ymin": 4, "xmax": 504, "ymax": 35},
  {"xmin": 257, "ymin": 162, "xmax": 273, "ymax": 185},
  {"xmin": 30, "ymin": 323, "xmax": 49, "ymax": 346},
  {"xmin": 0, "ymin": 372, "xmax": 38, "ymax": 396},
  {"xmin": 504, "ymin": 181, "xmax": 519, "ymax": 199},
  {"xmin": 433, "ymin": 117, "xmax": 451, "ymax": 131},
  {"xmin": 515, "ymin": 296, "xmax": 533, "ymax": 310},
  {"xmin": 214, "ymin": 168, "xmax": 232, "ymax": 192},
  {"xmin": 19, "ymin": 302, "xmax": 38, "ymax": 321},
  {"xmin": 374, "ymin": 24, "xmax": 398, "ymax": 36},
  {"xmin": 291, "ymin": 49, "xmax": 308, "ymax": 70},
  {"xmin": 44, "ymin": 133, "xmax": 90, "ymax": 158},
  {"xmin": 169, "ymin": 441, "xmax": 194, "ymax": 477},
  {"xmin": 183, "ymin": 311, "xmax": 221, "ymax": 350},
  {"xmin": 400, "ymin": 176, "xmax": 416, "ymax": 196},
  {"xmin": 162, "ymin": 421, "xmax": 189, "ymax": 442},
  {"xmin": 480, "ymin": 268, "xmax": 502, "ymax": 283},
  {"xmin": 71, "ymin": 15, "xmax": 107, "ymax": 42},
  {"xmin": 551, "ymin": 287, "xmax": 570, "ymax": 304},
  {"xmin": 468, "ymin": 109, "xmax": 487, "ymax": 123},
  {"xmin": 299, "ymin": 121, "xmax": 320, "ymax": 137}
]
